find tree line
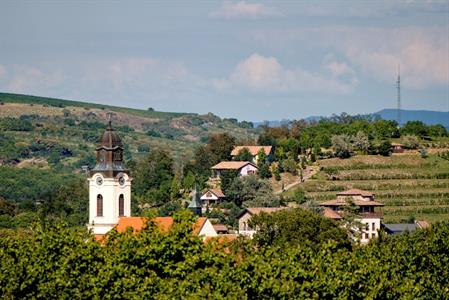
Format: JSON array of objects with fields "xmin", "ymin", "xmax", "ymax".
[{"xmin": 1, "ymin": 209, "xmax": 448, "ymax": 298}]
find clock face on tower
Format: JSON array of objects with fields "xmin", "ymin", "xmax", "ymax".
[
  {"xmin": 118, "ymin": 176, "xmax": 125, "ymax": 186},
  {"xmin": 96, "ymin": 176, "xmax": 103, "ymax": 186}
]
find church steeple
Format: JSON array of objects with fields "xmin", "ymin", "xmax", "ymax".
[
  {"xmin": 87, "ymin": 112, "xmax": 132, "ymax": 236},
  {"xmin": 91, "ymin": 113, "xmax": 128, "ymax": 178}
]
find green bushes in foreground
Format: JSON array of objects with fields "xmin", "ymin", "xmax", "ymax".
[{"xmin": 1, "ymin": 211, "xmax": 449, "ymax": 299}]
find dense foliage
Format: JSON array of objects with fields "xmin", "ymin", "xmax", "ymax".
[{"xmin": 1, "ymin": 211, "xmax": 448, "ymax": 298}]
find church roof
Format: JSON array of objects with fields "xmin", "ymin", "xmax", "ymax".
[{"xmin": 98, "ymin": 123, "xmax": 123, "ymax": 149}]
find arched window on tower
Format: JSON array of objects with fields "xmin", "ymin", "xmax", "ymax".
[
  {"xmin": 97, "ymin": 194, "xmax": 103, "ymax": 217},
  {"xmin": 118, "ymin": 194, "xmax": 124, "ymax": 217}
]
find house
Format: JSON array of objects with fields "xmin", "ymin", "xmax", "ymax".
[
  {"xmin": 391, "ymin": 143, "xmax": 405, "ymax": 153},
  {"xmin": 231, "ymin": 146, "xmax": 273, "ymax": 164},
  {"xmin": 213, "ymin": 224, "xmax": 229, "ymax": 234},
  {"xmin": 383, "ymin": 220, "xmax": 430, "ymax": 235},
  {"xmin": 211, "ymin": 161, "xmax": 258, "ymax": 178},
  {"xmin": 115, "ymin": 216, "xmax": 218, "ymax": 241},
  {"xmin": 200, "ymin": 188, "xmax": 226, "ymax": 211},
  {"xmin": 237, "ymin": 207, "xmax": 289, "ymax": 237},
  {"xmin": 336, "ymin": 189, "xmax": 375, "ymax": 201},
  {"xmin": 320, "ymin": 189, "xmax": 384, "ymax": 244}
]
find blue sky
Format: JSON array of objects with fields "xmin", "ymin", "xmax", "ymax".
[{"xmin": 0, "ymin": 1, "xmax": 448, "ymax": 121}]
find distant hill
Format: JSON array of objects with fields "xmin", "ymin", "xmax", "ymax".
[
  {"xmin": 255, "ymin": 109, "xmax": 449, "ymax": 128},
  {"xmin": 0, "ymin": 92, "xmax": 258, "ymax": 163},
  {"xmin": 375, "ymin": 109, "xmax": 449, "ymax": 128}
]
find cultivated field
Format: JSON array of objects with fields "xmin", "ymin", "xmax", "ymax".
[{"xmin": 297, "ymin": 154, "xmax": 449, "ymax": 223}]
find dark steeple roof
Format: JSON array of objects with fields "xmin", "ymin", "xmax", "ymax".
[
  {"xmin": 188, "ymin": 186, "xmax": 202, "ymax": 216},
  {"xmin": 90, "ymin": 115, "xmax": 129, "ymax": 177}
]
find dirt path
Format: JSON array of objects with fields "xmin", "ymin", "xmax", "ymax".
[{"xmin": 274, "ymin": 166, "xmax": 320, "ymax": 194}]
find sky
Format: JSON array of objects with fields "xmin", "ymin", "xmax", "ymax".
[{"xmin": 0, "ymin": 0, "xmax": 448, "ymax": 121}]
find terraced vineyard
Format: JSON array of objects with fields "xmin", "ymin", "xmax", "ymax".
[{"xmin": 297, "ymin": 154, "xmax": 449, "ymax": 223}]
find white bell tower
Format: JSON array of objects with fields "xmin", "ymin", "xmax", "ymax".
[{"xmin": 87, "ymin": 115, "xmax": 132, "ymax": 236}]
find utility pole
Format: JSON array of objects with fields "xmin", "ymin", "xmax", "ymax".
[{"xmin": 396, "ymin": 64, "xmax": 401, "ymax": 127}]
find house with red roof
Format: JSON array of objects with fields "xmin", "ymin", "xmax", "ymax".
[
  {"xmin": 320, "ymin": 188, "xmax": 384, "ymax": 244},
  {"xmin": 231, "ymin": 146, "xmax": 274, "ymax": 164},
  {"xmin": 237, "ymin": 207, "xmax": 289, "ymax": 237},
  {"xmin": 211, "ymin": 161, "xmax": 258, "ymax": 178}
]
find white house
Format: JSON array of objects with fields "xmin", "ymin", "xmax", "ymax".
[
  {"xmin": 231, "ymin": 146, "xmax": 273, "ymax": 164},
  {"xmin": 211, "ymin": 161, "xmax": 258, "ymax": 178},
  {"xmin": 200, "ymin": 188, "xmax": 226, "ymax": 212},
  {"xmin": 320, "ymin": 189, "xmax": 384, "ymax": 244},
  {"xmin": 237, "ymin": 207, "xmax": 289, "ymax": 238}
]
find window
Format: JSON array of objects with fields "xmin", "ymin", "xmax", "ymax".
[
  {"xmin": 365, "ymin": 233, "xmax": 369, "ymax": 239},
  {"xmin": 365, "ymin": 223, "xmax": 369, "ymax": 230},
  {"xmin": 118, "ymin": 194, "xmax": 124, "ymax": 217},
  {"xmin": 372, "ymin": 222, "xmax": 375, "ymax": 231},
  {"xmin": 96, "ymin": 194, "xmax": 103, "ymax": 217},
  {"xmin": 372, "ymin": 232, "xmax": 376, "ymax": 238}
]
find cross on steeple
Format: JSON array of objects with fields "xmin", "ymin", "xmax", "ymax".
[{"xmin": 106, "ymin": 112, "xmax": 116, "ymax": 128}]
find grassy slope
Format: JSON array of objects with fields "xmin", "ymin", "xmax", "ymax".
[
  {"xmin": 0, "ymin": 92, "xmax": 188, "ymax": 119},
  {"xmin": 284, "ymin": 154, "xmax": 449, "ymax": 223},
  {"xmin": 0, "ymin": 92, "xmax": 258, "ymax": 167}
]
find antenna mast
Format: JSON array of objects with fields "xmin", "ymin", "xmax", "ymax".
[{"xmin": 396, "ymin": 65, "xmax": 401, "ymax": 126}]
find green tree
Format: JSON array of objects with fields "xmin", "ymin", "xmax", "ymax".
[
  {"xmin": 332, "ymin": 134, "xmax": 353, "ymax": 158},
  {"xmin": 250, "ymin": 208, "xmax": 351, "ymax": 249},
  {"xmin": 233, "ymin": 148, "xmax": 253, "ymax": 162}
]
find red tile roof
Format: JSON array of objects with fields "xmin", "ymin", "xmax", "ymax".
[
  {"xmin": 336, "ymin": 189, "xmax": 375, "ymax": 197},
  {"xmin": 322, "ymin": 207, "xmax": 343, "ymax": 220},
  {"xmin": 320, "ymin": 199, "xmax": 384, "ymax": 207},
  {"xmin": 231, "ymin": 146, "xmax": 273, "ymax": 156},
  {"xmin": 204, "ymin": 188, "xmax": 225, "ymax": 198},
  {"xmin": 211, "ymin": 161, "xmax": 257, "ymax": 170},
  {"xmin": 115, "ymin": 216, "xmax": 207, "ymax": 235}
]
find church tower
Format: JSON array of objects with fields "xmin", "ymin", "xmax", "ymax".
[{"xmin": 87, "ymin": 116, "xmax": 131, "ymax": 235}]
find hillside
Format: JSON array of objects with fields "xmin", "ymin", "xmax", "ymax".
[
  {"xmin": 376, "ymin": 109, "xmax": 449, "ymax": 128},
  {"xmin": 285, "ymin": 154, "xmax": 449, "ymax": 223},
  {"xmin": 255, "ymin": 109, "xmax": 449, "ymax": 128},
  {"xmin": 0, "ymin": 92, "xmax": 258, "ymax": 166}
]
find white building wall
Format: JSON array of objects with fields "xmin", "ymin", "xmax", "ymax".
[
  {"xmin": 238, "ymin": 212, "xmax": 256, "ymax": 237},
  {"xmin": 198, "ymin": 219, "xmax": 218, "ymax": 240},
  {"xmin": 239, "ymin": 164, "xmax": 258, "ymax": 176},
  {"xmin": 87, "ymin": 172, "xmax": 132, "ymax": 235},
  {"xmin": 359, "ymin": 217, "xmax": 381, "ymax": 244}
]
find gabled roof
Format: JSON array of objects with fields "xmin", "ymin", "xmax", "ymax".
[
  {"xmin": 211, "ymin": 161, "xmax": 257, "ymax": 170},
  {"xmin": 238, "ymin": 207, "xmax": 288, "ymax": 218},
  {"xmin": 203, "ymin": 188, "xmax": 225, "ymax": 198},
  {"xmin": 116, "ymin": 216, "xmax": 207, "ymax": 235},
  {"xmin": 336, "ymin": 189, "xmax": 375, "ymax": 197},
  {"xmin": 322, "ymin": 207, "xmax": 343, "ymax": 220},
  {"xmin": 320, "ymin": 199, "xmax": 384, "ymax": 207},
  {"xmin": 231, "ymin": 146, "xmax": 273, "ymax": 156}
]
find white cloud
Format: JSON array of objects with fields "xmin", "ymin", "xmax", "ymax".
[
  {"xmin": 209, "ymin": 1, "xmax": 282, "ymax": 20},
  {"xmin": 250, "ymin": 26, "xmax": 449, "ymax": 89},
  {"xmin": 6, "ymin": 65, "xmax": 64, "ymax": 94},
  {"xmin": 220, "ymin": 53, "xmax": 356, "ymax": 94}
]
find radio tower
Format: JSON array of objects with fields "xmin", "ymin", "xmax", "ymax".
[{"xmin": 396, "ymin": 65, "xmax": 401, "ymax": 126}]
